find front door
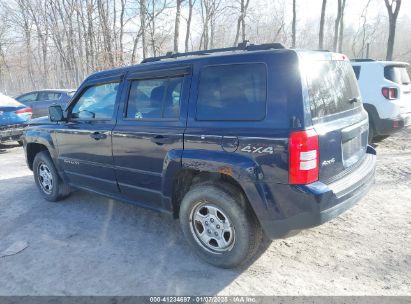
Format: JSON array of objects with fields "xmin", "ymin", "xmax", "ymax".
[
  {"xmin": 55, "ymin": 77, "xmax": 123, "ymax": 195},
  {"xmin": 112, "ymin": 67, "xmax": 191, "ymax": 210}
]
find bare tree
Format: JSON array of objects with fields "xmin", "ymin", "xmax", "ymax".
[
  {"xmin": 185, "ymin": 0, "xmax": 195, "ymax": 52},
  {"xmin": 292, "ymin": 0, "xmax": 296, "ymax": 47},
  {"xmin": 174, "ymin": 0, "xmax": 184, "ymax": 52},
  {"xmin": 333, "ymin": 0, "xmax": 342, "ymax": 52},
  {"xmin": 384, "ymin": 0, "xmax": 401, "ymax": 60},
  {"xmin": 337, "ymin": 0, "xmax": 346, "ymax": 53},
  {"xmin": 140, "ymin": 0, "xmax": 147, "ymax": 59},
  {"xmin": 318, "ymin": 0, "xmax": 327, "ymax": 50},
  {"xmin": 233, "ymin": 0, "xmax": 251, "ymax": 46}
]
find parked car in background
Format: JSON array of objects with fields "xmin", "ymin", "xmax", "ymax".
[
  {"xmin": 15, "ymin": 89, "xmax": 76, "ymax": 118},
  {"xmin": 0, "ymin": 94, "xmax": 32, "ymax": 144},
  {"xmin": 351, "ymin": 59, "xmax": 411, "ymax": 143},
  {"xmin": 23, "ymin": 44, "xmax": 376, "ymax": 268}
]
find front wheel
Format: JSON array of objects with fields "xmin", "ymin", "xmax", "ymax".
[
  {"xmin": 179, "ymin": 183, "xmax": 262, "ymax": 268},
  {"xmin": 33, "ymin": 151, "xmax": 70, "ymax": 201}
]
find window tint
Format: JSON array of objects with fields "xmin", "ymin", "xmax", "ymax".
[
  {"xmin": 384, "ymin": 66, "xmax": 411, "ymax": 85},
  {"xmin": 18, "ymin": 93, "xmax": 37, "ymax": 102},
  {"xmin": 126, "ymin": 77, "xmax": 182, "ymax": 119},
  {"xmin": 38, "ymin": 92, "xmax": 61, "ymax": 101},
  {"xmin": 306, "ymin": 60, "xmax": 361, "ymax": 119},
  {"xmin": 352, "ymin": 66, "xmax": 361, "ymax": 79},
  {"xmin": 196, "ymin": 64, "xmax": 267, "ymax": 121},
  {"xmin": 71, "ymin": 82, "xmax": 119, "ymax": 120}
]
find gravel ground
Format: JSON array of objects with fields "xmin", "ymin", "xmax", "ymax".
[{"xmin": 0, "ymin": 130, "xmax": 410, "ymax": 296}]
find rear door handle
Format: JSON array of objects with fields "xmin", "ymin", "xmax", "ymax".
[
  {"xmin": 90, "ymin": 132, "xmax": 107, "ymax": 140},
  {"xmin": 151, "ymin": 135, "xmax": 173, "ymax": 145}
]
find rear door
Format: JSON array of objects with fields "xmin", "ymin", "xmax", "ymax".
[
  {"xmin": 112, "ymin": 66, "xmax": 191, "ymax": 210},
  {"xmin": 302, "ymin": 54, "xmax": 368, "ymax": 182}
]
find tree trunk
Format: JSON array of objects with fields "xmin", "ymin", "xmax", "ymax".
[
  {"xmin": 338, "ymin": 0, "xmax": 346, "ymax": 53},
  {"xmin": 318, "ymin": 0, "xmax": 327, "ymax": 50},
  {"xmin": 333, "ymin": 0, "xmax": 342, "ymax": 52},
  {"xmin": 185, "ymin": 0, "xmax": 194, "ymax": 52},
  {"xmin": 174, "ymin": 0, "xmax": 183, "ymax": 52},
  {"xmin": 119, "ymin": 0, "xmax": 126, "ymax": 64},
  {"xmin": 384, "ymin": 0, "xmax": 402, "ymax": 60},
  {"xmin": 292, "ymin": 0, "xmax": 296, "ymax": 48},
  {"xmin": 140, "ymin": 0, "xmax": 147, "ymax": 59}
]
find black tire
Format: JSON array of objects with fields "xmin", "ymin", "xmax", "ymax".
[
  {"xmin": 33, "ymin": 151, "xmax": 70, "ymax": 202},
  {"xmin": 179, "ymin": 182, "xmax": 262, "ymax": 268}
]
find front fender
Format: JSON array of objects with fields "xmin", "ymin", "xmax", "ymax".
[{"xmin": 23, "ymin": 127, "xmax": 59, "ymax": 169}]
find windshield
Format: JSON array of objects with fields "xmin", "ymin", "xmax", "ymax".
[
  {"xmin": 305, "ymin": 60, "xmax": 361, "ymax": 119},
  {"xmin": 384, "ymin": 65, "xmax": 411, "ymax": 85}
]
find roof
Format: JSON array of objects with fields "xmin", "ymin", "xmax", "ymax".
[{"xmin": 351, "ymin": 59, "xmax": 409, "ymax": 66}]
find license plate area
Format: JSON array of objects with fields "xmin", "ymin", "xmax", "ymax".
[{"xmin": 342, "ymin": 134, "xmax": 367, "ymax": 168}]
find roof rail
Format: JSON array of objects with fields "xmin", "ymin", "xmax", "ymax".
[
  {"xmin": 141, "ymin": 41, "xmax": 286, "ymax": 63},
  {"xmin": 350, "ymin": 58, "xmax": 375, "ymax": 62}
]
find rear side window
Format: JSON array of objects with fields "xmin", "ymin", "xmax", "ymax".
[
  {"xmin": 126, "ymin": 77, "xmax": 182, "ymax": 120},
  {"xmin": 38, "ymin": 92, "xmax": 61, "ymax": 101},
  {"xmin": 352, "ymin": 66, "xmax": 361, "ymax": 79},
  {"xmin": 384, "ymin": 66, "xmax": 411, "ymax": 85},
  {"xmin": 196, "ymin": 63, "xmax": 267, "ymax": 121},
  {"xmin": 306, "ymin": 60, "xmax": 361, "ymax": 119}
]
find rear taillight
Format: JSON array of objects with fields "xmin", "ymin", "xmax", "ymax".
[
  {"xmin": 15, "ymin": 107, "xmax": 32, "ymax": 115},
  {"xmin": 289, "ymin": 129, "xmax": 319, "ymax": 185},
  {"xmin": 381, "ymin": 87, "xmax": 398, "ymax": 100}
]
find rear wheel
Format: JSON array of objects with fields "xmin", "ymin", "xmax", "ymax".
[
  {"xmin": 179, "ymin": 183, "xmax": 262, "ymax": 268},
  {"xmin": 33, "ymin": 151, "xmax": 70, "ymax": 201}
]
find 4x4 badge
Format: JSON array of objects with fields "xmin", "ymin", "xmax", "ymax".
[{"xmin": 241, "ymin": 145, "xmax": 274, "ymax": 154}]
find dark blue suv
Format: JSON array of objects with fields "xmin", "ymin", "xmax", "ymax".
[{"xmin": 23, "ymin": 43, "xmax": 376, "ymax": 268}]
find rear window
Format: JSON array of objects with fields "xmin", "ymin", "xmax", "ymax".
[
  {"xmin": 196, "ymin": 63, "xmax": 267, "ymax": 121},
  {"xmin": 306, "ymin": 60, "xmax": 361, "ymax": 119},
  {"xmin": 0, "ymin": 94, "xmax": 23, "ymax": 107},
  {"xmin": 384, "ymin": 65, "xmax": 410, "ymax": 85}
]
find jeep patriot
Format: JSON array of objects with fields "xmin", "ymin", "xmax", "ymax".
[{"xmin": 23, "ymin": 43, "xmax": 377, "ymax": 268}]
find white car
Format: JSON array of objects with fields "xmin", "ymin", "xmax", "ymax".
[{"xmin": 351, "ymin": 59, "xmax": 411, "ymax": 142}]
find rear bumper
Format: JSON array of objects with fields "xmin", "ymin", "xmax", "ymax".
[
  {"xmin": 375, "ymin": 113, "xmax": 411, "ymax": 136},
  {"xmin": 258, "ymin": 147, "xmax": 377, "ymax": 239},
  {"xmin": 0, "ymin": 125, "xmax": 25, "ymax": 142}
]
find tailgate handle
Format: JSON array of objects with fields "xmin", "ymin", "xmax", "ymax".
[{"xmin": 341, "ymin": 119, "xmax": 368, "ymax": 141}]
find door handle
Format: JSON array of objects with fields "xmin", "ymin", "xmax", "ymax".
[
  {"xmin": 90, "ymin": 132, "xmax": 107, "ymax": 140},
  {"xmin": 150, "ymin": 135, "xmax": 173, "ymax": 145}
]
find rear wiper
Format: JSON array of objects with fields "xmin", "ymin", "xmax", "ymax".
[{"xmin": 349, "ymin": 97, "xmax": 360, "ymax": 104}]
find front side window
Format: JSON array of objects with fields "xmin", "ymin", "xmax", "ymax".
[
  {"xmin": 126, "ymin": 77, "xmax": 183, "ymax": 120},
  {"xmin": 71, "ymin": 82, "xmax": 119, "ymax": 120},
  {"xmin": 196, "ymin": 64, "xmax": 267, "ymax": 121}
]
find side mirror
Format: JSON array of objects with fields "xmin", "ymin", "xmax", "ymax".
[{"xmin": 48, "ymin": 105, "xmax": 64, "ymax": 122}]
